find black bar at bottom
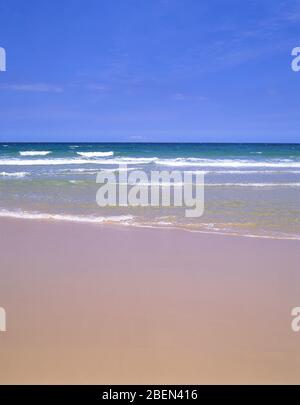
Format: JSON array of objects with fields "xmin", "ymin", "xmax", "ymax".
[{"xmin": 0, "ymin": 385, "xmax": 299, "ymax": 401}]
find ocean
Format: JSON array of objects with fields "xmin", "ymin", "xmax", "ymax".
[{"xmin": 0, "ymin": 142, "xmax": 299, "ymax": 239}]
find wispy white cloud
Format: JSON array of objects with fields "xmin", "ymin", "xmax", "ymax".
[
  {"xmin": 171, "ymin": 93, "xmax": 208, "ymax": 102},
  {"xmin": 129, "ymin": 135, "xmax": 144, "ymax": 141},
  {"xmin": 0, "ymin": 83, "xmax": 63, "ymax": 93},
  {"xmin": 86, "ymin": 83, "xmax": 108, "ymax": 91}
]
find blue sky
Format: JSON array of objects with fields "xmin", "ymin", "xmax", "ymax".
[{"xmin": 0, "ymin": 0, "xmax": 299, "ymax": 142}]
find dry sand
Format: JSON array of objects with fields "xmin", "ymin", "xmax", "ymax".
[{"xmin": 0, "ymin": 218, "xmax": 300, "ymax": 384}]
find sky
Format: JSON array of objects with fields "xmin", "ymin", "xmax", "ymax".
[{"xmin": 0, "ymin": 0, "xmax": 299, "ymax": 143}]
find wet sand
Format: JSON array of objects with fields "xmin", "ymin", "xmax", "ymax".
[{"xmin": 0, "ymin": 218, "xmax": 300, "ymax": 384}]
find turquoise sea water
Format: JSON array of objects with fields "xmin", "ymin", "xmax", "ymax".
[{"xmin": 0, "ymin": 143, "xmax": 299, "ymax": 239}]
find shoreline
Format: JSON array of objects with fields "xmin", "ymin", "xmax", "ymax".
[
  {"xmin": 0, "ymin": 211, "xmax": 299, "ymax": 241},
  {"xmin": 0, "ymin": 217, "xmax": 300, "ymax": 384}
]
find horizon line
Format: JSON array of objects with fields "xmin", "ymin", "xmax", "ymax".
[{"xmin": 1, "ymin": 141, "xmax": 300, "ymax": 145}]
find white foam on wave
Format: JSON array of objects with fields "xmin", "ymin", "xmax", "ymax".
[
  {"xmin": 60, "ymin": 168, "xmax": 99, "ymax": 173},
  {"xmin": 0, "ymin": 209, "xmax": 135, "ymax": 225},
  {"xmin": 0, "ymin": 157, "xmax": 157, "ymax": 166},
  {"xmin": 114, "ymin": 181, "xmax": 188, "ymax": 186},
  {"xmin": 97, "ymin": 157, "xmax": 157, "ymax": 165},
  {"xmin": 0, "ymin": 171, "xmax": 28, "ymax": 178},
  {"xmin": 99, "ymin": 180, "xmax": 300, "ymax": 187},
  {"xmin": 68, "ymin": 180, "xmax": 86, "ymax": 184},
  {"xmin": 0, "ymin": 158, "xmax": 104, "ymax": 166},
  {"xmin": 128, "ymin": 220, "xmax": 300, "ymax": 241},
  {"xmin": 206, "ymin": 182, "xmax": 300, "ymax": 187},
  {"xmin": 99, "ymin": 167, "xmax": 139, "ymax": 173},
  {"xmin": 204, "ymin": 170, "xmax": 300, "ymax": 174},
  {"xmin": 60, "ymin": 167, "xmax": 139, "ymax": 174},
  {"xmin": 0, "ymin": 210, "xmax": 298, "ymax": 241},
  {"xmin": 2, "ymin": 156, "xmax": 300, "ymax": 170},
  {"xmin": 94, "ymin": 157, "xmax": 158, "ymax": 165},
  {"xmin": 19, "ymin": 151, "xmax": 52, "ymax": 156},
  {"xmin": 155, "ymin": 158, "xmax": 300, "ymax": 168},
  {"xmin": 77, "ymin": 151, "xmax": 114, "ymax": 157}
]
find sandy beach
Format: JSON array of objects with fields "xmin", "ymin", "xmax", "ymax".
[{"xmin": 0, "ymin": 218, "xmax": 300, "ymax": 384}]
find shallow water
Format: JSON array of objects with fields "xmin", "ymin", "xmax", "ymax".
[{"xmin": 0, "ymin": 143, "xmax": 299, "ymax": 239}]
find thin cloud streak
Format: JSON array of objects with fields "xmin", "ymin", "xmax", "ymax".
[{"xmin": 0, "ymin": 83, "xmax": 63, "ymax": 93}]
